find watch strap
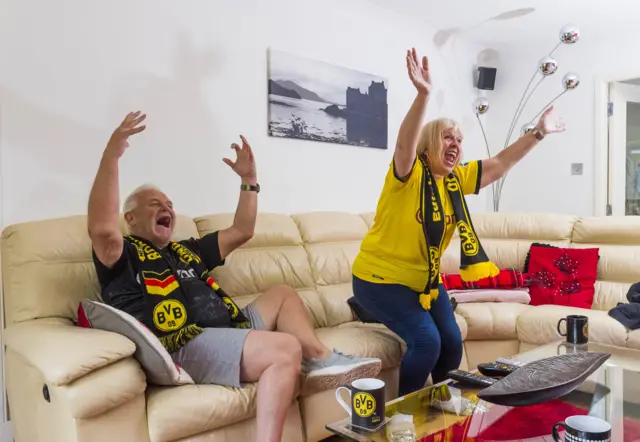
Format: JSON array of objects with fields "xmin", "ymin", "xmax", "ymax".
[
  {"xmin": 240, "ymin": 183, "xmax": 260, "ymax": 193},
  {"xmin": 532, "ymin": 127, "xmax": 545, "ymax": 141}
]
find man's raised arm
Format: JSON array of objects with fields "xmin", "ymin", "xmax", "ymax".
[
  {"xmin": 88, "ymin": 111, "xmax": 146, "ymax": 267},
  {"xmin": 218, "ymin": 135, "xmax": 258, "ymax": 261}
]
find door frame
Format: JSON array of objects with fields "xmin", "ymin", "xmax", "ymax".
[{"xmin": 594, "ymin": 71, "xmax": 640, "ymax": 216}]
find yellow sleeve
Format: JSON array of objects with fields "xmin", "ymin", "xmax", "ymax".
[
  {"xmin": 453, "ymin": 160, "xmax": 482, "ymax": 195},
  {"xmin": 384, "ymin": 157, "xmax": 422, "ymax": 192}
]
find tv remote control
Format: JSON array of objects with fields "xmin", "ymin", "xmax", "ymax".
[
  {"xmin": 496, "ymin": 357, "xmax": 527, "ymax": 367},
  {"xmin": 447, "ymin": 370, "xmax": 498, "ymax": 387},
  {"xmin": 477, "ymin": 361, "xmax": 520, "ymax": 377}
]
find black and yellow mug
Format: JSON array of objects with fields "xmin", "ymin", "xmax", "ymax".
[
  {"xmin": 557, "ymin": 314, "xmax": 589, "ymax": 345},
  {"xmin": 335, "ymin": 378, "xmax": 385, "ymax": 430}
]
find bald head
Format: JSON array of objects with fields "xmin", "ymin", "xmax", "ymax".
[{"xmin": 123, "ymin": 184, "xmax": 175, "ymax": 248}]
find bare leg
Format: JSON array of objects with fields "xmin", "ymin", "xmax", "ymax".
[
  {"xmin": 250, "ymin": 285, "xmax": 331, "ymax": 359},
  {"xmin": 240, "ymin": 330, "xmax": 302, "ymax": 442},
  {"xmin": 249, "ymin": 285, "xmax": 382, "ymax": 393}
]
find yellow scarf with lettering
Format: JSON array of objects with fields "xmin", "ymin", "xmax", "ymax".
[
  {"xmin": 128, "ymin": 236, "xmax": 250, "ymax": 352},
  {"xmin": 418, "ymin": 155, "xmax": 499, "ymax": 309}
]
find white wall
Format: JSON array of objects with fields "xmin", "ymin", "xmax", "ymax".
[
  {"xmin": 484, "ymin": 37, "xmax": 640, "ymax": 216},
  {"xmin": 0, "ymin": 0, "xmax": 488, "ymax": 228}
]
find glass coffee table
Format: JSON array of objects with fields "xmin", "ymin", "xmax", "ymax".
[{"xmin": 326, "ymin": 341, "xmax": 640, "ymax": 441}]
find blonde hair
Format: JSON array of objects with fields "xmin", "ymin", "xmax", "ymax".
[{"xmin": 416, "ymin": 118, "xmax": 463, "ymax": 167}]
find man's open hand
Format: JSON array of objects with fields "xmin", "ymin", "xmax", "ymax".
[
  {"xmin": 104, "ymin": 111, "xmax": 147, "ymax": 159},
  {"xmin": 223, "ymin": 135, "xmax": 257, "ymax": 183}
]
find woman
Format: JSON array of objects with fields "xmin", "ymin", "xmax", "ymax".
[{"xmin": 351, "ymin": 48, "xmax": 566, "ymax": 396}]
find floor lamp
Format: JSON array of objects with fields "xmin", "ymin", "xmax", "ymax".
[{"xmin": 474, "ymin": 24, "xmax": 581, "ymax": 212}]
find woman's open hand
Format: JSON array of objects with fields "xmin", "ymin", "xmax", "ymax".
[
  {"xmin": 536, "ymin": 106, "xmax": 566, "ymax": 136},
  {"xmin": 406, "ymin": 48, "xmax": 432, "ymax": 96}
]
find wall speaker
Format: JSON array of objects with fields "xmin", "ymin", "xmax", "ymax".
[{"xmin": 477, "ymin": 67, "xmax": 497, "ymax": 90}]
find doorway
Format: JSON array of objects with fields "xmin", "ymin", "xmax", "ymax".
[{"xmin": 606, "ymin": 80, "xmax": 640, "ymax": 216}]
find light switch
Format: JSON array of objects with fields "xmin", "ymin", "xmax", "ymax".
[{"xmin": 571, "ymin": 163, "xmax": 583, "ymax": 175}]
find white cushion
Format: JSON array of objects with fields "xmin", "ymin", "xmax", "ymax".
[{"xmin": 78, "ymin": 299, "xmax": 193, "ymax": 386}]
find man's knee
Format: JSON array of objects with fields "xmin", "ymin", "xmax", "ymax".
[
  {"xmin": 265, "ymin": 285, "xmax": 298, "ymax": 301},
  {"xmin": 266, "ymin": 332, "xmax": 303, "ymax": 372}
]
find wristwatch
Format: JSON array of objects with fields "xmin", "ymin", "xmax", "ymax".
[
  {"xmin": 240, "ymin": 183, "xmax": 260, "ymax": 193},
  {"xmin": 531, "ymin": 127, "xmax": 545, "ymax": 141}
]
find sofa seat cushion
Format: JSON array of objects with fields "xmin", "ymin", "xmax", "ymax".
[
  {"xmin": 315, "ymin": 325, "xmax": 404, "ymax": 372},
  {"xmin": 516, "ymin": 305, "xmax": 629, "ymax": 347},
  {"xmin": 335, "ymin": 313, "xmax": 468, "ymax": 341},
  {"xmin": 146, "ymin": 383, "xmax": 258, "ymax": 442},
  {"xmin": 455, "ymin": 303, "xmax": 531, "ymax": 340},
  {"xmin": 627, "ymin": 329, "xmax": 640, "ymax": 350}
]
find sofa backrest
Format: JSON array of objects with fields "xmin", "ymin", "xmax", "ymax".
[
  {"xmin": 441, "ymin": 213, "xmax": 576, "ymax": 274},
  {"xmin": 194, "ymin": 213, "xmax": 328, "ymax": 328},
  {"xmin": 2, "ymin": 211, "xmax": 639, "ymax": 327},
  {"xmin": 442, "ymin": 213, "xmax": 640, "ymax": 311},
  {"xmin": 1, "ymin": 214, "xmax": 198, "ymax": 326},
  {"xmin": 570, "ymin": 216, "xmax": 640, "ymax": 310}
]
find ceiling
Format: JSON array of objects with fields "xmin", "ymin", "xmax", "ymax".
[{"xmin": 367, "ymin": 0, "xmax": 640, "ymax": 50}]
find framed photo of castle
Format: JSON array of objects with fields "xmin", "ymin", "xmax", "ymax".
[{"xmin": 267, "ymin": 49, "xmax": 388, "ymax": 149}]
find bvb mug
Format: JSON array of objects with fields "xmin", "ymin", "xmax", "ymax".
[
  {"xmin": 335, "ymin": 378, "xmax": 385, "ymax": 430},
  {"xmin": 552, "ymin": 415, "xmax": 611, "ymax": 441},
  {"xmin": 557, "ymin": 314, "xmax": 589, "ymax": 345}
]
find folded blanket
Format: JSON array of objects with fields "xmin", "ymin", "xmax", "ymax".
[
  {"xmin": 448, "ymin": 289, "xmax": 531, "ymax": 304},
  {"xmin": 442, "ymin": 268, "xmax": 530, "ymax": 291}
]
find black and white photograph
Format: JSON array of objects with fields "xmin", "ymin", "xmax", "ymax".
[{"xmin": 268, "ymin": 49, "xmax": 388, "ymax": 149}]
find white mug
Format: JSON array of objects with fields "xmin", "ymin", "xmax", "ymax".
[{"xmin": 553, "ymin": 415, "xmax": 611, "ymax": 441}]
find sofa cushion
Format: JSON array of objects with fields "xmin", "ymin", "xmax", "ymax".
[
  {"xmin": 593, "ymin": 280, "xmax": 633, "ymax": 312},
  {"xmin": 337, "ymin": 313, "xmax": 468, "ymax": 341},
  {"xmin": 627, "ymin": 329, "xmax": 640, "ymax": 350},
  {"xmin": 571, "ymin": 216, "xmax": 640, "ymax": 309},
  {"xmin": 527, "ymin": 244, "xmax": 599, "ymax": 309},
  {"xmin": 4, "ymin": 317, "xmax": 136, "ymax": 387},
  {"xmin": 146, "ymin": 383, "xmax": 258, "ymax": 442},
  {"xmin": 197, "ymin": 214, "xmax": 315, "ymax": 297},
  {"xmin": 516, "ymin": 305, "xmax": 629, "ymax": 347},
  {"xmin": 78, "ymin": 299, "xmax": 194, "ymax": 386},
  {"xmin": 317, "ymin": 284, "xmax": 356, "ymax": 327},
  {"xmin": 314, "ymin": 325, "xmax": 404, "ymax": 373},
  {"xmin": 455, "ymin": 303, "xmax": 531, "ymax": 340}
]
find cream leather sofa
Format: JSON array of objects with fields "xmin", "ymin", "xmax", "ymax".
[{"xmin": 2, "ymin": 212, "xmax": 639, "ymax": 442}]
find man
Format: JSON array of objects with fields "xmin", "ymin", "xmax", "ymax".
[{"xmin": 88, "ymin": 111, "xmax": 381, "ymax": 442}]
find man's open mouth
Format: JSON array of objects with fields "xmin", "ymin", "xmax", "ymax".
[{"xmin": 157, "ymin": 216, "xmax": 172, "ymax": 229}]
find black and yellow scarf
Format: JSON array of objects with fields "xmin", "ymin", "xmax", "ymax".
[
  {"xmin": 418, "ymin": 155, "xmax": 499, "ymax": 310},
  {"xmin": 127, "ymin": 236, "xmax": 250, "ymax": 352}
]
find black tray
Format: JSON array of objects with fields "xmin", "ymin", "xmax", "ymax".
[{"xmin": 476, "ymin": 351, "xmax": 611, "ymax": 406}]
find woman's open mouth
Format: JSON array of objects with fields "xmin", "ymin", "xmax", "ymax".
[{"xmin": 444, "ymin": 150, "xmax": 457, "ymax": 167}]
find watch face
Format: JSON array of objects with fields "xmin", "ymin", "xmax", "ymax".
[{"xmin": 533, "ymin": 128, "xmax": 544, "ymax": 140}]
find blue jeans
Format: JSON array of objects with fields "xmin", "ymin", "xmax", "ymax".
[{"xmin": 352, "ymin": 276, "xmax": 463, "ymax": 396}]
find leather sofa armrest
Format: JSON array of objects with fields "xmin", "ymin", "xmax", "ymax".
[{"xmin": 5, "ymin": 317, "xmax": 137, "ymax": 387}]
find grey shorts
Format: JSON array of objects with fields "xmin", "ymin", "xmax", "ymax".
[{"xmin": 170, "ymin": 303, "xmax": 268, "ymax": 387}]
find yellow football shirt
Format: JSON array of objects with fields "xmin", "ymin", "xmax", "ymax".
[{"xmin": 352, "ymin": 158, "xmax": 482, "ymax": 293}]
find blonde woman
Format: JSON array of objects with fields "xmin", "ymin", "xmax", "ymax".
[{"xmin": 351, "ymin": 48, "xmax": 566, "ymax": 395}]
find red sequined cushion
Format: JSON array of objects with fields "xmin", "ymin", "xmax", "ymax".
[{"xmin": 527, "ymin": 244, "xmax": 599, "ymax": 309}]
